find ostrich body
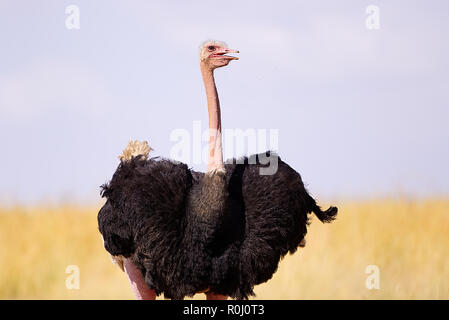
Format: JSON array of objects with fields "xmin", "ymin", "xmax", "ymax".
[{"xmin": 98, "ymin": 41, "xmax": 337, "ymax": 300}]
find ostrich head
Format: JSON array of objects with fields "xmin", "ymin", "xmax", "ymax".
[{"xmin": 200, "ymin": 40, "xmax": 239, "ymax": 70}]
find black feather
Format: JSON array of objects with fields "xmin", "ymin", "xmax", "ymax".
[{"xmin": 97, "ymin": 152, "xmax": 337, "ymax": 299}]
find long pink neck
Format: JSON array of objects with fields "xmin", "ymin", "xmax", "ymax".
[{"xmin": 201, "ymin": 64, "xmax": 224, "ymax": 172}]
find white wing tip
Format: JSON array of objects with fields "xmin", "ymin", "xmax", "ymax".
[{"xmin": 119, "ymin": 139, "xmax": 153, "ymax": 161}]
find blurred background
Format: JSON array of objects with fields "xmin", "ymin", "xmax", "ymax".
[{"xmin": 0, "ymin": 0, "xmax": 448, "ymax": 299}]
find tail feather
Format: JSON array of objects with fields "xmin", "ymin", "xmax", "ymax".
[
  {"xmin": 306, "ymin": 193, "xmax": 338, "ymax": 223},
  {"xmin": 312, "ymin": 205, "xmax": 338, "ymax": 223}
]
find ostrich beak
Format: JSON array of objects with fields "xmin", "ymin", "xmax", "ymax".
[
  {"xmin": 211, "ymin": 48, "xmax": 239, "ymax": 60},
  {"xmin": 224, "ymin": 48, "xmax": 239, "ymax": 60}
]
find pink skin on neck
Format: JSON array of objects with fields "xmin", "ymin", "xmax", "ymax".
[
  {"xmin": 201, "ymin": 64, "xmax": 224, "ymax": 172},
  {"xmin": 200, "ymin": 43, "xmax": 238, "ymax": 172}
]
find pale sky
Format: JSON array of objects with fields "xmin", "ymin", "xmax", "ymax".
[{"xmin": 0, "ymin": 0, "xmax": 448, "ymax": 204}]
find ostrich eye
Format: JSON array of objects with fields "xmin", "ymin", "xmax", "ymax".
[{"xmin": 208, "ymin": 46, "xmax": 215, "ymax": 51}]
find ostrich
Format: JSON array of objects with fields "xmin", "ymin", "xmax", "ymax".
[{"xmin": 98, "ymin": 40, "xmax": 338, "ymax": 300}]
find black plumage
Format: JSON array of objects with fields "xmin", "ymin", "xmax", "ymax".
[{"xmin": 98, "ymin": 151, "xmax": 337, "ymax": 299}]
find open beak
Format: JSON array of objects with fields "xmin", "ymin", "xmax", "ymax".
[{"xmin": 211, "ymin": 48, "xmax": 239, "ymax": 60}]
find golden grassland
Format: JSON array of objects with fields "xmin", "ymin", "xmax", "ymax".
[{"xmin": 0, "ymin": 199, "xmax": 448, "ymax": 300}]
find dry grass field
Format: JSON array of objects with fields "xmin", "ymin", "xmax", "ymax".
[{"xmin": 0, "ymin": 199, "xmax": 448, "ymax": 300}]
